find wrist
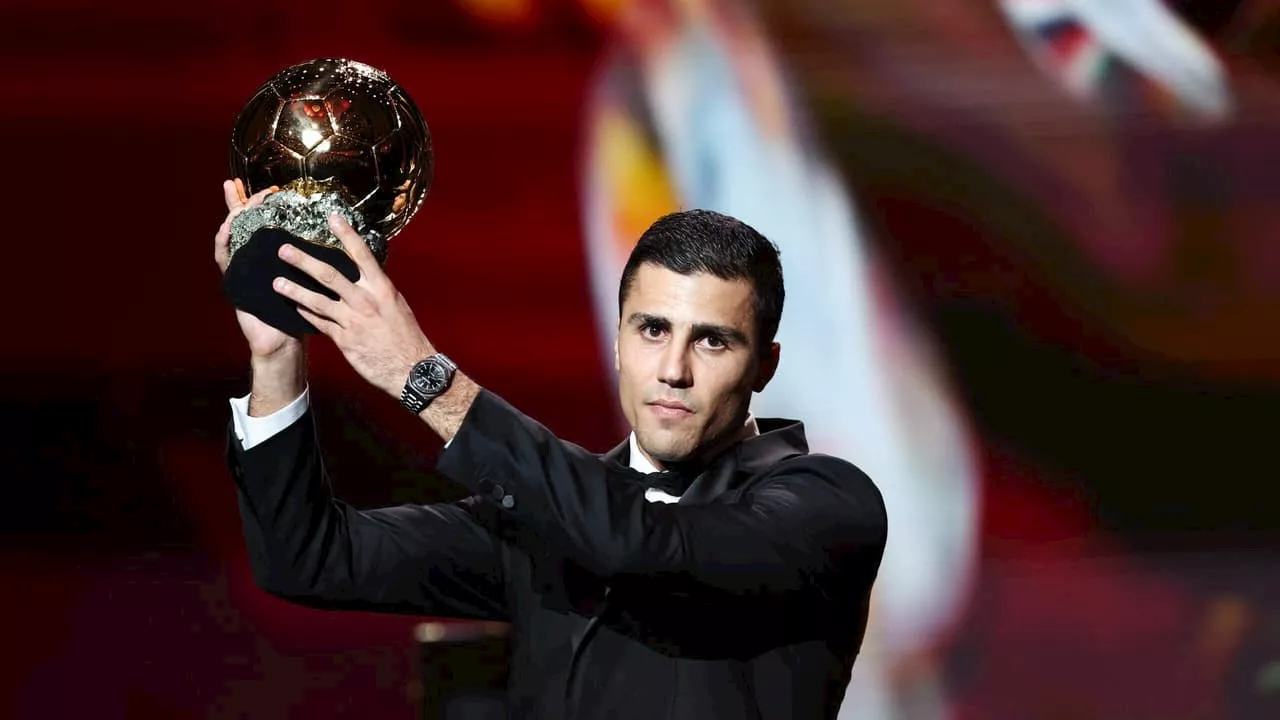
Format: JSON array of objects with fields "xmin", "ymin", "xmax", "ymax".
[
  {"xmin": 391, "ymin": 341, "xmax": 436, "ymax": 397},
  {"xmin": 399, "ymin": 348, "xmax": 455, "ymax": 414},
  {"xmin": 420, "ymin": 372, "xmax": 479, "ymax": 444},
  {"xmin": 250, "ymin": 338, "xmax": 305, "ymax": 367},
  {"xmin": 248, "ymin": 344, "xmax": 307, "ymax": 417}
]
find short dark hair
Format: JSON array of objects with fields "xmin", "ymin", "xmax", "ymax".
[{"xmin": 618, "ymin": 209, "xmax": 784, "ymax": 355}]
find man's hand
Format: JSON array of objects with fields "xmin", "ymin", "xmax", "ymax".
[
  {"xmin": 214, "ymin": 179, "xmax": 297, "ymax": 360},
  {"xmin": 216, "ymin": 179, "xmax": 307, "ymax": 417},
  {"xmin": 272, "ymin": 215, "xmax": 435, "ymax": 400}
]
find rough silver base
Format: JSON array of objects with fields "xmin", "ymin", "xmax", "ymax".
[{"xmin": 229, "ymin": 190, "xmax": 388, "ymax": 263}]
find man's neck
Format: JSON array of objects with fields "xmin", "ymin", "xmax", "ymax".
[{"xmin": 628, "ymin": 414, "xmax": 760, "ymax": 474}]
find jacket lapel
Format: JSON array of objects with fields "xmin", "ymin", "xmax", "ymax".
[{"xmin": 678, "ymin": 419, "xmax": 809, "ymax": 505}]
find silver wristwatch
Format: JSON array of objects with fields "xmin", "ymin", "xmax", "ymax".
[{"xmin": 400, "ymin": 353, "xmax": 457, "ymax": 414}]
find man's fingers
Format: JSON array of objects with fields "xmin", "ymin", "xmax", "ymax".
[
  {"xmin": 223, "ymin": 180, "xmax": 243, "ymax": 212},
  {"xmin": 273, "ymin": 276, "xmax": 344, "ymax": 326},
  {"xmin": 224, "ymin": 179, "xmax": 277, "ymax": 213},
  {"xmin": 327, "ymin": 215, "xmax": 382, "ymax": 283},
  {"xmin": 278, "ymin": 243, "xmax": 360, "ymax": 303},
  {"xmin": 246, "ymin": 185, "xmax": 278, "ymax": 209},
  {"xmin": 296, "ymin": 305, "xmax": 341, "ymax": 337},
  {"xmin": 217, "ymin": 180, "xmax": 281, "ymax": 275},
  {"xmin": 214, "ymin": 217, "xmax": 232, "ymax": 272}
]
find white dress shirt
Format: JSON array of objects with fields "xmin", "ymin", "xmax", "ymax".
[
  {"xmin": 229, "ymin": 389, "xmax": 758, "ymax": 503},
  {"xmin": 229, "ymin": 387, "xmax": 311, "ymax": 450},
  {"xmin": 632, "ymin": 417, "xmax": 759, "ymax": 503}
]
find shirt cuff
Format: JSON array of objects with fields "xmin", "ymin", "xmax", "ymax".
[{"xmin": 229, "ymin": 386, "xmax": 310, "ymax": 450}]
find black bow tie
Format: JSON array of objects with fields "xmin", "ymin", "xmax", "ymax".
[{"xmin": 644, "ymin": 466, "xmax": 704, "ymax": 496}]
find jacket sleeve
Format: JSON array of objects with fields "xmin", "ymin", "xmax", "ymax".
[
  {"xmin": 228, "ymin": 409, "xmax": 508, "ymax": 620},
  {"xmin": 436, "ymin": 390, "xmax": 887, "ymax": 601}
]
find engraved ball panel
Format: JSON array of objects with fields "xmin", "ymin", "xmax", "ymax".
[
  {"xmin": 324, "ymin": 86, "xmax": 398, "ymax": 145},
  {"xmin": 229, "ymin": 145, "xmax": 250, "ymax": 189},
  {"xmin": 231, "ymin": 86, "xmax": 284, "ymax": 157},
  {"xmin": 304, "ymin": 133, "xmax": 379, "ymax": 207},
  {"xmin": 275, "ymin": 98, "xmax": 336, "ymax": 156},
  {"xmin": 356, "ymin": 130, "xmax": 414, "ymax": 228},
  {"xmin": 245, "ymin": 141, "xmax": 305, "ymax": 195},
  {"xmin": 392, "ymin": 89, "xmax": 433, "ymax": 197}
]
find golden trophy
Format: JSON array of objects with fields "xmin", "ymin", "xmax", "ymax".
[{"xmin": 225, "ymin": 58, "xmax": 432, "ymax": 334}]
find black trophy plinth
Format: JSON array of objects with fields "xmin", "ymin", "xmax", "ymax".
[{"xmin": 222, "ymin": 227, "xmax": 360, "ymax": 336}]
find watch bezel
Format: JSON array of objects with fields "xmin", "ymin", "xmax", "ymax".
[
  {"xmin": 401, "ymin": 354, "xmax": 456, "ymax": 414},
  {"xmin": 410, "ymin": 360, "xmax": 448, "ymax": 394}
]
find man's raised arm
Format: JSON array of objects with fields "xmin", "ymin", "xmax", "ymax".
[
  {"xmin": 215, "ymin": 182, "xmax": 507, "ymax": 621},
  {"xmin": 228, "ymin": 376, "xmax": 508, "ymax": 621}
]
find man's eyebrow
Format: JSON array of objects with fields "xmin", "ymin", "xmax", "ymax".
[{"xmin": 626, "ymin": 312, "xmax": 669, "ymax": 327}]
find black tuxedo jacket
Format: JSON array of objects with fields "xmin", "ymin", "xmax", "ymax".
[{"xmin": 227, "ymin": 389, "xmax": 887, "ymax": 719}]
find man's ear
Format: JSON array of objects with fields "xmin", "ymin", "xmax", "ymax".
[
  {"xmin": 753, "ymin": 342, "xmax": 780, "ymax": 392},
  {"xmin": 614, "ymin": 335, "xmax": 621, "ymax": 374}
]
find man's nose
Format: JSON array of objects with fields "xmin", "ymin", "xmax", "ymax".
[{"xmin": 657, "ymin": 343, "xmax": 693, "ymax": 389}]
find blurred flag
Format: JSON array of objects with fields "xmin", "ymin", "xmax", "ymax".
[
  {"xmin": 998, "ymin": 0, "xmax": 1232, "ymax": 120},
  {"xmin": 580, "ymin": 1, "xmax": 981, "ymax": 717}
]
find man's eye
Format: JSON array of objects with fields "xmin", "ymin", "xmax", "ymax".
[
  {"xmin": 702, "ymin": 335, "xmax": 727, "ymax": 350},
  {"xmin": 641, "ymin": 324, "xmax": 664, "ymax": 339}
]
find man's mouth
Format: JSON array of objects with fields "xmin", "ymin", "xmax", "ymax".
[{"xmin": 647, "ymin": 399, "xmax": 693, "ymax": 418}]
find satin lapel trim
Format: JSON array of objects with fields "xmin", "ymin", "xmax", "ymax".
[
  {"xmin": 678, "ymin": 419, "xmax": 808, "ymax": 505},
  {"xmin": 677, "ymin": 449, "xmax": 742, "ymax": 505}
]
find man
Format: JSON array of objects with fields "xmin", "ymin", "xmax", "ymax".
[
  {"xmin": 214, "ymin": 179, "xmax": 887, "ymax": 719},
  {"xmin": 579, "ymin": 3, "xmax": 980, "ymax": 717}
]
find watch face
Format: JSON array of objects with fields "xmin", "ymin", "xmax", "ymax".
[{"xmin": 410, "ymin": 359, "xmax": 448, "ymax": 395}]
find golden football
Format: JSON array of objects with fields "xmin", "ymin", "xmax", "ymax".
[{"xmin": 229, "ymin": 58, "xmax": 432, "ymax": 254}]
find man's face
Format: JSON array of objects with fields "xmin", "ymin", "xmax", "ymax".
[{"xmin": 615, "ymin": 263, "xmax": 779, "ymax": 466}]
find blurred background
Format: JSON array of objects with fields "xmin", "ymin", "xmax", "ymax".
[{"xmin": 2, "ymin": 0, "xmax": 1279, "ymax": 717}]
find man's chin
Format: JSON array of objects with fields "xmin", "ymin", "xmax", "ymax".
[{"xmin": 637, "ymin": 432, "xmax": 695, "ymax": 464}]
